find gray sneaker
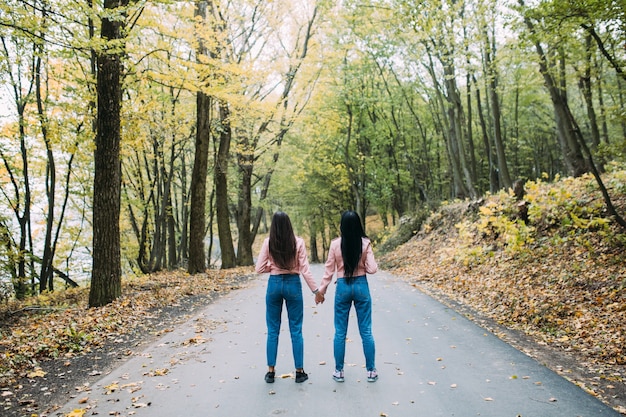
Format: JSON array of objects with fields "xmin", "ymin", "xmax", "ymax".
[
  {"xmin": 367, "ymin": 370, "xmax": 378, "ymax": 382},
  {"xmin": 333, "ymin": 369, "xmax": 345, "ymax": 382}
]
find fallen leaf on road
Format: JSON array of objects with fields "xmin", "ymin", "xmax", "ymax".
[
  {"xmin": 27, "ymin": 368, "xmax": 46, "ymax": 378},
  {"xmin": 104, "ymin": 383, "xmax": 119, "ymax": 394},
  {"xmin": 145, "ymin": 368, "xmax": 169, "ymax": 377},
  {"xmin": 65, "ymin": 409, "xmax": 86, "ymax": 417},
  {"xmin": 183, "ymin": 336, "xmax": 203, "ymax": 345},
  {"xmin": 484, "ymin": 397, "xmax": 494, "ymax": 401},
  {"xmin": 121, "ymin": 382, "xmax": 142, "ymax": 393}
]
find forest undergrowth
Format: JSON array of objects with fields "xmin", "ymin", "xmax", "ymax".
[{"xmin": 379, "ymin": 169, "xmax": 626, "ymax": 414}]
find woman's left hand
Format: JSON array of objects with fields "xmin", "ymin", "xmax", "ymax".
[{"xmin": 315, "ymin": 292, "xmax": 325, "ymax": 305}]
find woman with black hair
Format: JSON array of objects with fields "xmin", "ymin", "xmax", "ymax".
[
  {"xmin": 318, "ymin": 211, "xmax": 378, "ymax": 383},
  {"xmin": 255, "ymin": 211, "xmax": 321, "ymax": 384}
]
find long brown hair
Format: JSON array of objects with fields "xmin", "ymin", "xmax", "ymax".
[{"xmin": 269, "ymin": 211, "xmax": 297, "ymax": 270}]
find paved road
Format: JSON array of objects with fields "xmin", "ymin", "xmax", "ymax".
[{"xmin": 55, "ymin": 265, "xmax": 620, "ymax": 417}]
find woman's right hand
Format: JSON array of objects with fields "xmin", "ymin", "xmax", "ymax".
[{"xmin": 315, "ymin": 292, "xmax": 325, "ymax": 305}]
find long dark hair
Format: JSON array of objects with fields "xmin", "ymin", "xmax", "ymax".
[
  {"xmin": 340, "ymin": 211, "xmax": 366, "ymax": 279},
  {"xmin": 269, "ymin": 211, "xmax": 297, "ymax": 270}
]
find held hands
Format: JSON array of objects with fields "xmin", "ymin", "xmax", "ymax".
[{"xmin": 315, "ymin": 291, "xmax": 325, "ymax": 305}]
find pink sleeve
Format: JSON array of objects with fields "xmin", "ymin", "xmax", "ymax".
[
  {"xmin": 255, "ymin": 239, "xmax": 271, "ymax": 274},
  {"xmin": 363, "ymin": 240, "xmax": 378, "ymax": 274},
  {"xmin": 297, "ymin": 238, "xmax": 318, "ymax": 293},
  {"xmin": 319, "ymin": 241, "xmax": 337, "ymax": 295}
]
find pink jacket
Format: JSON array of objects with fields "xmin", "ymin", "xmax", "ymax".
[
  {"xmin": 255, "ymin": 236, "xmax": 318, "ymax": 293},
  {"xmin": 319, "ymin": 237, "xmax": 377, "ymax": 295}
]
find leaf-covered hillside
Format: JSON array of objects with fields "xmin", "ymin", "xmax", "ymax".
[{"xmin": 379, "ymin": 169, "xmax": 626, "ymax": 413}]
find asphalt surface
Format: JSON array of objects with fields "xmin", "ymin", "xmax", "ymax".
[{"xmin": 55, "ymin": 265, "xmax": 620, "ymax": 417}]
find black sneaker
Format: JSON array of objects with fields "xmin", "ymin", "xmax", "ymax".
[
  {"xmin": 295, "ymin": 370, "xmax": 308, "ymax": 383},
  {"xmin": 265, "ymin": 371, "xmax": 275, "ymax": 383}
]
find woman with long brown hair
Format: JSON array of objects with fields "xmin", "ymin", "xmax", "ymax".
[{"xmin": 255, "ymin": 211, "xmax": 320, "ymax": 384}]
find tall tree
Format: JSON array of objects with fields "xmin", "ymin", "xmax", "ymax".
[
  {"xmin": 214, "ymin": 99, "xmax": 237, "ymax": 268},
  {"xmin": 237, "ymin": 4, "xmax": 319, "ymax": 266},
  {"xmin": 519, "ymin": 0, "xmax": 588, "ymax": 177},
  {"xmin": 481, "ymin": 6, "xmax": 512, "ymax": 189},
  {"xmin": 188, "ymin": 0, "xmax": 212, "ymax": 274},
  {"xmin": 89, "ymin": 0, "xmax": 129, "ymax": 307},
  {"xmin": 0, "ymin": 28, "xmax": 35, "ymax": 298}
]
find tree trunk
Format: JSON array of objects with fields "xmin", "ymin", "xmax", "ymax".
[
  {"xmin": 473, "ymin": 74, "xmax": 497, "ymax": 193},
  {"xmin": 578, "ymin": 34, "xmax": 601, "ymax": 149},
  {"xmin": 236, "ymin": 140, "xmax": 254, "ymax": 266},
  {"xmin": 188, "ymin": 89, "xmax": 211, "ymax": 274},
  {"xmin": 444, "ymin": 72, "xmax": 476, "ymax": 199},
  {"xmin": 166, "ymin": 179, "xmax": 177, "ymax": 269},
  {"xmin": 215, "ymin": 101, "xmax": 237, "ymax": 269},
  {"xmin": 484, "ymin": 29, "xmax": 512, "ymax": 189},
  {"xmin": 596, "ymin": 67, "xmax": 610, "ymax": 144},
  {"xmin": 309, "ymin": 225, "xmax": 319, "ymax": 263},
  {"xmin": 187, "ymin": 0, "xmax": 211, "ymax": 274},
  {"xmin": 619, "ymin": 78, "xmax": 626, "ymax": 140},
  {"xmin": 178, "ymin": 149, "xmax": 189, "ymax": 262},
  {"xmin": 89, "ymin": 0, "xmax": 127, "ymax": 308}
]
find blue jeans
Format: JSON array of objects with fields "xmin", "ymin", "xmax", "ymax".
[
  {"xmin": 334, "ymin": 276, "xmax": 376, "ymax": 371},
  {"xmin": 266, "ymin": 274, "xmax": 304, "ymax": 370}
]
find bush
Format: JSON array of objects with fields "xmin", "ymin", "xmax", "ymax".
[{"xmin": 376, "ymin": 207, "xmax": 432, "ymax": 254}]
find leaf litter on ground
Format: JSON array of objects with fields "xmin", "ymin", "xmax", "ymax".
[{"xmin": 0, "ymin": 266, "xmax": 254, "ymax": 416}]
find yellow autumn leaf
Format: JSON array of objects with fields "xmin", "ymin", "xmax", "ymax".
[
  {"xmin": 65, "ymin": 409, "xmax": 86, "ymax": 417},
  {"xmin": 27, "ymin": 368, "xmax": 47, "ymax": 378},
  {"xmin": 104, "ymin": 383, "xmax": 119, "ymax": 394}
]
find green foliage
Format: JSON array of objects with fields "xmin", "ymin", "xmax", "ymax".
[
  {"xmin": 455, "ymin": 194, "xmax": 536, "ymax": 266},
  {"xmin": 2, "ymin": 0, "xmax": 626, "ymax": 300},
  {"xmin": 525, "ymin": 174, "xmax": 611, "ymax": 237},
  {"xmin": 455, "ymin": 172, "xmax": 624, "ymax": 267}
]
